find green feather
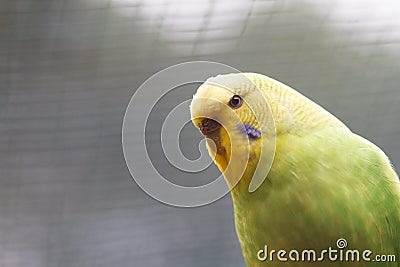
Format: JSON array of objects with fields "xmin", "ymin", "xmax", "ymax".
[
  {"xmin": 233, "ymin": 126, "xmax": 400, "ymax": 266},
  {"xmin": 191, "ymin": 73, "xmax": 400, "ymax": 267}
]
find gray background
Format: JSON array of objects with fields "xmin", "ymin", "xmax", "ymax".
[{"xmin": 1, "ymin": 0, "xmax": 400, "ymax": 266}]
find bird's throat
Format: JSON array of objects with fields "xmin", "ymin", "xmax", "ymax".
[
  {"xmin": 205, "ymin": 126, "xmax": 230, "ymax": 169},
  {"xmin": 205, "ymin": 126, "xmax": 261, "ymax": 191}
]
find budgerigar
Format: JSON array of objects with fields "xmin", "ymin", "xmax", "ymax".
[{"xmin": 190, "ymin": 73, "xmax": 400, "ymax": 266}]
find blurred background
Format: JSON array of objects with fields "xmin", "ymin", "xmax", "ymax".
[{"xmin": 1, "ymin": 0, "xmax": 400, "ymax": 266}]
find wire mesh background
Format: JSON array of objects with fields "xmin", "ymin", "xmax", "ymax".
[{"xmin": 1, "ymin": 0, "xmax": 400, "ymax": 266}]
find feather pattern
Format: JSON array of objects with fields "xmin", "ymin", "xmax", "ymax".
[{"xmin": 191, "ymin": 73, "xmax": 400, "ymax": 267}]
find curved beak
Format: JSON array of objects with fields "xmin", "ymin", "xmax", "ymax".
[{"xmin": 198, "ymin": 118, "xmax": 221, "ymax": 135}]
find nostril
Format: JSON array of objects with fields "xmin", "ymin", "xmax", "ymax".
[{"xmin": 199, "ymin": 118, "xmax": 221, "ymax": 135}]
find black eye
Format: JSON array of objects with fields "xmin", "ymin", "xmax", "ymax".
[{"xmin": 229, "ymin": 95, "xmax": 243, "ymax": 108}]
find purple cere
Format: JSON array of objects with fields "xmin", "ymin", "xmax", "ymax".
[{"xmin": 238, "ymin": 124, "xmax": 262, "ymax": 139}]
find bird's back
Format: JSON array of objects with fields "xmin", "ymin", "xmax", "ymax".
[{"xmin": 233, "ymin": 126, "xmax": 400, "ymax": 266}]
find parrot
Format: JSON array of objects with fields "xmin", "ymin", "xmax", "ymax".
[{"xmin": 190, "ymin": 73, "xmax": 400, "ymax": 266}]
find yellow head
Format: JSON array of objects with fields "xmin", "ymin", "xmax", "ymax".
[
  {"xmin": 190, "ymin": 73, "xmax": 276, "ymax": 191},
  {"xmin": 190, "ymin": 72, "xmax": 345, "ymax": 192}
]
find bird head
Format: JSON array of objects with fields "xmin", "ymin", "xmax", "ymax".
[
  {"xmin": 190, "ymin": 73, "xmax": 276, "ymax": 192},
  {"xmin": 190, "ymin": 72, "xmax": 346, "ymax": 192}
]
